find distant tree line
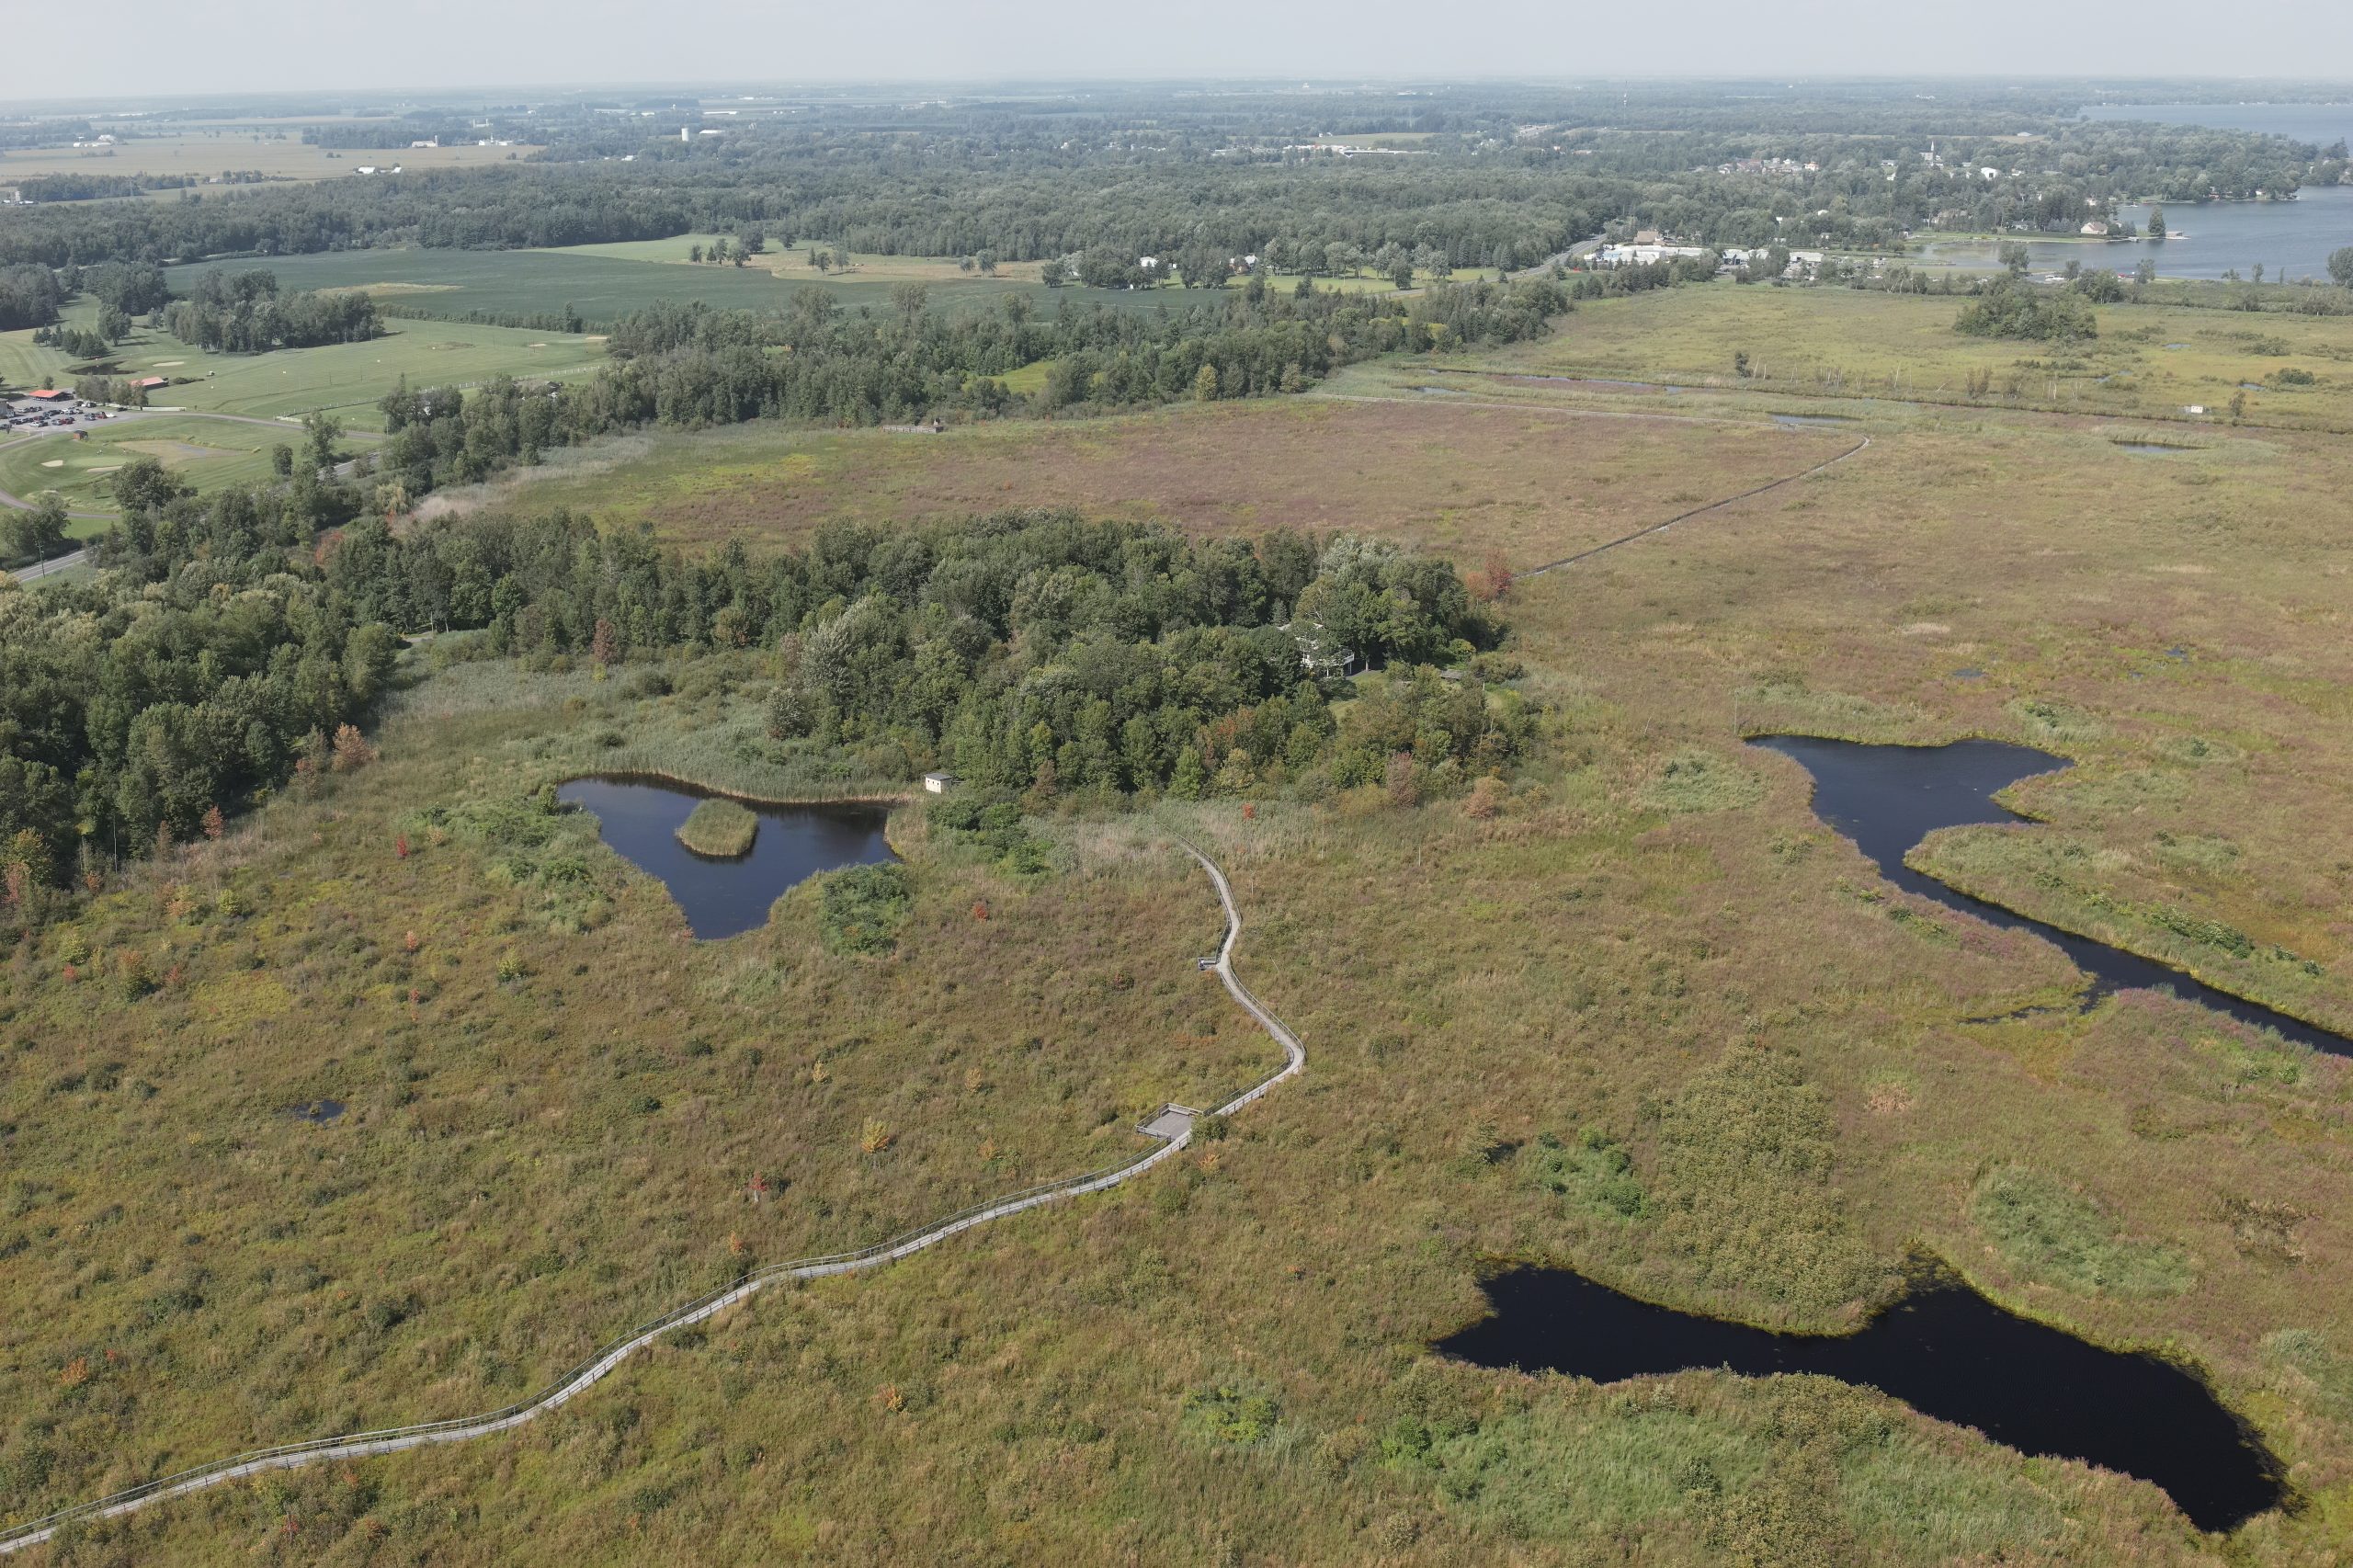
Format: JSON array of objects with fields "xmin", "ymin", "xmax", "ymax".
[
  {"xmin": 301, "ymin": 119, "xmax": 478, "ymax": 150},
  {"xmin": 363, "ymin": 278, "xmax": 1568, "ymax": 495},
  {"xmin": 0, "ymin": 85, "xmax": 2335, "ymax": 283}
]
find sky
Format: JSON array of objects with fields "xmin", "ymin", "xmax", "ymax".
[{"xmin": 6, "ymin": 0, "xmax": 2353, "ymax": 101}]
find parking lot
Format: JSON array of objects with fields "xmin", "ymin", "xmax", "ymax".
[{"xmin": 2, "ymin": 396, "xmax": 121, "ymax": 435}]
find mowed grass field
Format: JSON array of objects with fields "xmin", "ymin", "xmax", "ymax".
[
  {"xmin": 0, "ymin": 132, "xmax": 535, "ymax": 188},
  {"xmin": 165, "ymin": 241, "xmax": 1364, "ymax": 327},
  {"xmin": 550, "ymin": 237, "xmax": 1020, "ymax": 284},
  {"xmin": 14, "ymin": 285, "xmax": 2353, "ymax": 1563},
  {"xmin": 1473, "ymin": 281, "xmax": 2353, "ymax": 431},
  {"xmin": 438, "ymin": 394, "xmax": 1854, "ymax": 566},
  {"xmin": 0, "ymin": 415, "xmax": 383, "ymax": 516},
  {"xmin": 0, "ymin": 313, "xmax": 609, "ymax": 429},
  {"xmin": 168, "ymin": 246, "xmax": 1194, "ymax": 326}
]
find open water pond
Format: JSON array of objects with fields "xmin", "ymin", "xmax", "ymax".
[
  {"xmin": 559, "ymin": 776, "xmax": 893, "ymax": 939},
  {"xmin": 1752, "ymin": 736, "xmax": 2346, "ymax": 1051},
  {"xmin": 1437, "ymin": 1267, "xmax": 2282, "ymax": 1533},
  {"xmin": 1915, "ymin": 182, "xmax": 2353, "ymax": 282}
]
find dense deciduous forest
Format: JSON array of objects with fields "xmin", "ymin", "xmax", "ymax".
[
  {"xmin": 0, "ymin": 496, "xmax": 1512, "ymax": 923},
  {"xmin": 363, "ymin": 277, "xmax": 1567, "ymax": 493},
  {"xmin": 0, "ymin": 262, "xmax": 65, "ymax": 329}
]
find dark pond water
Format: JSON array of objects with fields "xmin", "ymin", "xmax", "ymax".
[
  {"xmin": 558, "ymin": 776, "xmax": 894, "ymax": 940},
  {"xmin": 1751, "ymin": 736, "xmax": 2346, "ymax": 1052},
  {"xmin": 1502, "ymin": 374, "xmax": 1688, "ymax": 393},
  {"xmin": 2114, "ymin": 441, "xmax": 2199, "ymax": 455},
  {"xmin": 289, "ymin": 1099, "xmax": 344, "ymax": 1124},
  {"xmin": 1436, "ymin": 1267, "xmax": 2283, "ymax": 1533}
]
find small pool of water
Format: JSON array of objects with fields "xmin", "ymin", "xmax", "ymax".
[
  {"xmin": 1436, "ymin": 1266, "xmax": 2282, "ymax": 1533},
  {"xmin": 2115, "ymin": 441, "xmax": 2198, "ymax": 455},
  {"xmin": 559, "ymin": 777, "xmax": 894, "ymax": 940},
  {"xmin": 1503, "ymin": 374, "xmax": 1684, "ymax": 393},
  {"xmin": 1752, "ymin": 736, "xmax": 2346, "ymax": 1051},
  {"xmin": 289, "ymin": 1099, "xmax": 345, "ymax": 1124},
  {"xmin": 1770, "ymin": 413, "xmax": 1853, "ymax": 428}
]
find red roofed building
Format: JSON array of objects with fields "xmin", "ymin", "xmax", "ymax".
[{"xmin": 26, "ymin": 388, "xmax": 68, "ymax": 401}]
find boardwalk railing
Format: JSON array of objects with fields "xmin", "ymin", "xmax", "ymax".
[{"xmin": 0, "ymin": 839, "xmax": 1295, "ymax": 1555}]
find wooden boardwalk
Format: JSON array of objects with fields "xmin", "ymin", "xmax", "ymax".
[{"xmin": 0, "ymin": 837, "xmax": 1302, "ymax": 1555}]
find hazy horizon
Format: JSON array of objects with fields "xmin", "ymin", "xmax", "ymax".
[{"xmin": 6, "ymin": 0, "xmax": 2353, "ymax": 106}]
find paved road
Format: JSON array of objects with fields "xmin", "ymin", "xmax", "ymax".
[
  {"xmin": 0, "ymin": 836, "xmax": 1301, "ymax": 1556},
  {"xmin": 6, "ymin": 547, "xmax": 86, "ymax": 581}
]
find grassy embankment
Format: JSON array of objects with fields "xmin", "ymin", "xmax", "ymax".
[{"xmin": 9, "ymin": 281, "xmax": 2353, "ymax": 1562}]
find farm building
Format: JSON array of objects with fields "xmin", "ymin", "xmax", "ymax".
[{"xmin": 922, "ymin": 772, "xmax": 958, "ymax": 794}]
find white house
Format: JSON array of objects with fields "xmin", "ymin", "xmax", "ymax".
[
  {"xmin": 1597, "ymin": 244, "xmax": 1711, "ymax": 267},
  {"xmin": 922, "ymin": 771, "xmax": 958, "ymax": 794}
]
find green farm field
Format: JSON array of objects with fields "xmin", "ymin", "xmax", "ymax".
[
  {"xmin": 165, "ymin": 246, "xmax": 1196, "ymax": 327},
  {"xmin": 0, "ymin": 131, "xmax": 536, "ymax": 189},
  {"xmin": 0, "ymin": 314, "xmax": 609, "ymax": 429}
]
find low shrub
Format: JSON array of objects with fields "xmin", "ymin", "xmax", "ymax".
[
  {"xmin": 818, "ymin": 863, "xmax": 913, "ymax": 956},
  {"xmin": 1968, "ymin": 1165, "xmax": 2192, "ymax": 1298}
]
